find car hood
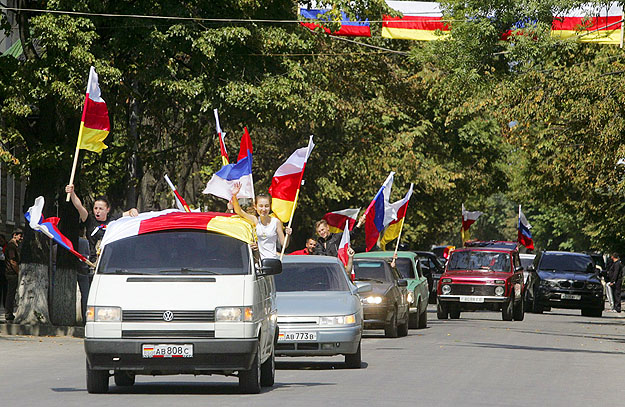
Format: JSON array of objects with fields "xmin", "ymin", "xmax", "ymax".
[
  {"xmin": 538, "ymin": 270, "xmax": 600, "ymax": 283},
  {"xmin": 276, "ymin": 291, "xmax": 357, "ymax": 317},
  {"xmin": 442, "ymin": 270, "xmax": 512, "ymax": 283}
]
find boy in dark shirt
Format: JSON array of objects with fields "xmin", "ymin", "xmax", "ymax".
[{"xmin": 4, "ymin": 229, "xmax": 23, "ymax": 321}]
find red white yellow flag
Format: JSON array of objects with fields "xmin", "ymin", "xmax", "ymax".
[{"xmin": 78, "ymin": 66, "xmax": 110, "ymax": 153}]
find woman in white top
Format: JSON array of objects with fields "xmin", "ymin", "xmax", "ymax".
[{"xmin": 231, "ymin": 182, "xmax": 291, "ymax": 259}]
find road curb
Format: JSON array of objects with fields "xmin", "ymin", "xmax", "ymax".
[{"xmin": 0, "ymin": 323, "xmax": 84, "ymax": 338}]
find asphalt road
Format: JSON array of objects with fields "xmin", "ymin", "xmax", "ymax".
[{"xmin": 1, "ymin": 305, "xmax": 624, "ymax": 407}]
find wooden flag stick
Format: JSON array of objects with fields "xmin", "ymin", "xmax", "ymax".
[
  {"xmin": 393, "ymin": 218, "xmax": 406, "ymax": 259},
  {"xmin": 66, "ymin": 125, "xmax": 84, "ymax": 202},
  {"xmin": 280, "ymin": 188, "xmax": 300, "ymax": 260}
]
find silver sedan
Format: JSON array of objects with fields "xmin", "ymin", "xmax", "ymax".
[{"xmin": 274, "ymin": 255, "xmax": 370, "ymax": 368}]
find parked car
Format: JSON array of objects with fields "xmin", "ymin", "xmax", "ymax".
[
  {"xmin": 352, "ymin": 258, "xmax": 410, "ymax": 337},
  {"xmin": 355, "ymin": 251, "xmax": 429, "ymax": 329},
  {"xmin": 273, "ymin": 256, "xmax": 367, "ymax": 368},
  {"xmin": 414, "ymin": 251, "xmax": 445, "ymax": 303},
  {"xmin": 84, "ymin": 211, "xmax": 281, "ymax": 394},
  {"xmin": 519, "ymin": 253, "xmax": 536, "ymax": 284},
  {"xmin": 437, "ymin": 241, "xmax": 525, "ymax": 321},
  {"xmin": 525, "ymin": 251, "xmax": 603, "ymax": 317}
]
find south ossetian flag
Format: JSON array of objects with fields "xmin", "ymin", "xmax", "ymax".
[
  {"xmin": 461, "ymin": 204, "xmax": 483, "ymax": 243},
  {"xmin": 517, "ymin": 206, "xmax": 534, "ymax": 250},
  {"xmin": 25, "ymin": 196, "xmax": 89, "ymax": 263},
  {"xmin": 323, "ymin": 208, "xmax": 361, "ymax": 234},
  {"xmin": 269, "ymin": 136, "xmax": 315, "ymax": 223},
  {"xmin": 379, "ymin": 183, "xmax": 414, "ymax": 250},
  {"xmin": 203, "ymin": 127, "xmax": 254, "ymax": 200},
  {"xmin": 78, "ymin": 66, "xmax": 110, "ymax": 153},
  {"xmin": 300, "ymin": 8, "xmax": 371, "ymax": 37},
  {"xmin": 364, "ymin": 172, "xmax": 396, "ymax": 252},
  {"xmin": 337, "ymin": 220, "xmax": 351, "ymax": 268}
]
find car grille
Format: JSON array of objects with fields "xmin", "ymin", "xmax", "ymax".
[
  {"xmin": 558, "ymin": 281, "xmax": 585, "ymax": 289},
  {"xmin": 450, "ymin": 285, "xmax": 496, "ymax": 296},
  {"xmin": 275, "ymin": 343, "xmax": 319, "ymax": 351},
  {"xmin": 121, "ymin": 330, "xmax": 215, "ymax": 338},
  {"xmin": 122, "ymin": 310, "xmax": 215, "ymax": 322}
]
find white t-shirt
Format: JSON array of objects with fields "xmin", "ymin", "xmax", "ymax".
[{"xmin": 256, "ymin": 217, "xmax": 280, "ymax": 259}]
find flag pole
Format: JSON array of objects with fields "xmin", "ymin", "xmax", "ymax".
[
  {"xmin": 280, "ymin": 188, "xmax": 300, "ymax": 260},
  {"xmin": 393, "ymin": 218, "xmax": 406, "ymax": 258},
  {"xmin": 66, "ymin": 125, "xmax": 84, "ymax": 202}
]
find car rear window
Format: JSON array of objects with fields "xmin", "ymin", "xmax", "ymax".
[
  {"xmin": 275, "ymin": 263, "xmax": 350, "ymax": 292},
  {"xmin": 98, "ymin": 230, "xmax": 250, "ymax": 275},
  {"xmin": 447, "ymin": 251, "xmax": 511, "ymax": 273},
  {"xmin": 353, "ymin": 260, "xmax": 391, "ymax": 282},
  {"xmin": 539, "ymin": 254, "xmax": 594, "ymax": 273},
  {"xmin": 395, "ymin": 258, "xmax": 415, "ymax": 279}
]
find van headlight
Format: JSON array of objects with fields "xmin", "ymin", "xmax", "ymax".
[
  {"xmin": 441, "ymin": 285, "xmax": 452, "ymax": 295},
  {"xmin": 320, "ymin": 314, "xmax": 357, "ymax": 325},
  {"xmin": 406, "ymin": 291, "xmax": 415, "ymax": 304},
  {"xmin": 215, "ymin": 307, "xmax": 253, "ymax": 322},
  {"xmin": 86, "ymin": 306, "xmax": 121, "ymax": 322}
]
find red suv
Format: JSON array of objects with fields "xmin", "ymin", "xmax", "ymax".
[{"xmin": 436, "ymin": 241, "xmax": 525, "ymax": 321}]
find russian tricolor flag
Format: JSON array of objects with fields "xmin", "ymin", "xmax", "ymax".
[
  {"xmin": 25, "ymin": 196, "xmax": 90, "ymax": 264},
  {"xmin": 364, "ymin": 172, "xmax": 396, "ymax": 252},
  {"xmin": 300, "ymin": 8, "xmax": 371, "ymax": 37},
  {"xmin": 518, "ymin": 205, "xmax": 534, "ymax": 250},
  {"xmin": 203, "ymin": 127, "xmax": 254, "ymax": 200}
]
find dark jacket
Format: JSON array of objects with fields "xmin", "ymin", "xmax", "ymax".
[
  {"xmin": 313, "ymin": 233, "xmax": 342, "ymax": 257},
  {"xmin": 607, "ymin": 259, "xmax": 623, "ymax": 284}
]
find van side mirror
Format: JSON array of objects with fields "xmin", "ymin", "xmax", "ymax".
[
  {"xmin": 397, "ymin": 279, "xmax": 408, "ymax": 287},
  {"xmin": 355, "ymin": 282, "xmax": 372, "ymax": 294},
  {"xmin": 258, "ymin": 258, "xmax": 282, "ymax": 276}
]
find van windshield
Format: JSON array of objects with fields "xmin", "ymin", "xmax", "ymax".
[{"xmin": 98, "ymin": 230, "xmax": 250, "ymax": 275}]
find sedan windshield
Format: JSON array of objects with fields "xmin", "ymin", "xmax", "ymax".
[
  {"xmin": 275, "ymin": 263, "xmax": 350, "ymax": 292},
  {"xmin": 448, "ymin": 251, "xmax": 510, "ymax": 272},
  {"xmin": 539, "ymin": 254, "xmax": 595, "ymax": 273},
  {"xmin": 98, "ymin": 230, "xmax": 250, "ymax": 275},
  {"xmin": 353, "ymin": 261, "xmax": 391, "ymax": 282}
]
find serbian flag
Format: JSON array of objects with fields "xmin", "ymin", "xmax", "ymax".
[
  {"xmin": 551, "ymin": 2, "xmax": 622, "ymax": 44},
  {"xmin": 300, "ymin": 8, "xmax": 371, "ymax": 37},
  {"xmin": 269, "ymin": 136, "xmax": 315, "ymax": 223},
  {"xmin": 518, "ymin": 205, "xmax": 534, "ymax": 250},
  {"xmin": 24, "ymin": 196, "xmax": 89, "ymax": 264},
  {"xmin": 382, "ymin": 1, "xmax": 450, "ymax": 41},
  {"xmin": 323, "ymin": 208, "xmax": 360, "ymax": 234},
  {"xmin": 77, "ymin": 66, "xmax": 110, "ymax": 153},
  {"xmin": 364, "ymin": 172, "xmax": 396, "ymax": 252},
  {"xmin": 337, "ymin": 220, "xmax": 351, "ymax": 268},
  {"xmin": 214, "ymin": 109, "xmax": 229, "ymax": 166},
  {"xmin": 203, "ymin": 127, "xmax": 254, "ymax": 200},
  {"xmin": 380, "ymin": 183, "xmax": 414, "ymax": 250},
  {"xmin": 461, "ymin": 204, "xmax": 483, "ymax": 244},
  {"xmin": 164, "ymin": 174, "xmax": 191, "ymax": 212}
]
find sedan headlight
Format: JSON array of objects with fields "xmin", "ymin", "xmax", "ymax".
[
  {"xmin": 320, "ymin": 314, "xmax": 357, "ymax": 325},
  {"xmin": 586, "ymin": 282, "xmax": 601, "ymax": 290},
  {"xmin": 86, "ymin": 306, "xmax": 121, "ymax": 322},
  {"xmin": 494, "ymin": 286, "xmax": 505, "ymax": 296},
  {"xmin": 406, "ymin": 291, "xmax": 415, "ymax": 304},
  {"xmin": 215, "ymin": 307, "xmax": 253, "ymax": 322},
  {"xmin": 441, "ymin": 284, "xmax": 452, "ymax": 295},
  {"xmin": 362, "ymin": 296, "xmax": 384, "ymax": 305}
]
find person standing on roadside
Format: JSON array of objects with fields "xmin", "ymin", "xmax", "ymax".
[
  {"xmin": 0, "ymin": 234, "xmax": 7, "ymax": 312},
  {"xmin": 4, "ymin": 229, "xmax": 23, "ymax": 321},
  {"xmin": 607, "ymin": 253, "xmax": 623, "ymax": 313}
]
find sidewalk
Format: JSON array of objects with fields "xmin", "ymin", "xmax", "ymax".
[{"xmin": 0, "ymin": 306, "xmax": 84, "ymax": 338}]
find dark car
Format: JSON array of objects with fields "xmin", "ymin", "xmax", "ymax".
[
  {"xmin": 525, "ymin": 251, "xmax": 604, "ymax": 317},
  {"xmin": 437, "ymin": 241, "xmax": 525, "ymax": 321},
  {"xmin": 414, "ymin": 251, "xmax": 445, "ymax": 303},
  {"xmin": 352, "ymin": 259, "xmax": 410, "ymax": 338}
]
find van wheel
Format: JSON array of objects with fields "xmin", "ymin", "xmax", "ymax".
[
  {"xmin": 418, "ymin": 303, "xmax": 428, "ymax": 329},
  {"xmin": 239, "ymin": 342, "xmax": 261, "ymax": 394},
  {"xmin": 344, "ymin": 341, "xmax": 362, "ymax": 369},
  {"xmin": 86, "ymin": 360, "xmax": 109, "ymax": 394},
  {"xmin": 437, "ymin": 302, "xmax": 449, "ymax": 319},
  {"xmin": 260, "ymin": 347, "xmax": 275, "ymax": 387},
  {"xmin": 114, "ymin": 371, "xmax": 135, "ymax": 386},
  {"xmin": 384, "ymin": 309, "xmax": 399, "ymax": 338}
]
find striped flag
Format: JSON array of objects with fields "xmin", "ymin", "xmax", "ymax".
[
  {"xmin": 517, "ymin": 205, "xmax": 534, "ymax": 250},
  {"xmin": 364, "ymin": 172, "xmax": 396, "ymax": 252},
  {"xmin": 269, "ymin": 136, "xmax": 315, "ymax": 223},
  {"xmin": 380, "ymin": 183, "xmax": 414, "ymax": 250},
  {"xmin": 337, "ymin": 220, "xmax": 351, "ymax": 268},
  {"xmin": 78, "ymin": 66, "xmax": 110, "ymax": 153},
  {"xmin": 214, "ymin": 109, "xmax": 229, "ymax": 166},
  {"xmin": 461, "ymin": 204, "xmax": 483, "ymax": 244},
  {"xmin": 322, "ymin": 208, "xmax": 360, "ymax": 234},
  {"xmin": 164, "ymin": 174, "xmax": 191, "ymax": 212}
]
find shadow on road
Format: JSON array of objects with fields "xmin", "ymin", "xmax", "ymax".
[
  {"xmin": 454, "ymin": 342, "xmax": 625, "ymax": 355},
  {"xmin": 276, "ymin": 360, "xmax": 368, "ymax": 370}
]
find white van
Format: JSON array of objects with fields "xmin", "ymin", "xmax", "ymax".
[{"xmin": 84, "ymin": 211, "xmax": 281, "ymax": 394}]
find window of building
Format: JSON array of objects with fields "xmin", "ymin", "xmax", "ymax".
[{"xmin": 7, "ymin": 173, "xmax": 14, "ymax": 223}]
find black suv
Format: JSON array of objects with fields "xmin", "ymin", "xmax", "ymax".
[{"xmin": 525, "ymin": 251, "xmax": 603, "ymax": 317}]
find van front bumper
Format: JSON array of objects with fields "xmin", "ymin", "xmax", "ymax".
[{"xmin": 85, "ymin": 338, "xmax": 258, "ymax": 373}]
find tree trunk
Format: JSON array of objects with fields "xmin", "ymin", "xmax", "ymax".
[
  {"xmin": 14, "ymin": 263, "xmax": 49, "ymax": 324},
  {"xmin": 49, "ymin": 267, "xmax": 76, "ymax": 326}
]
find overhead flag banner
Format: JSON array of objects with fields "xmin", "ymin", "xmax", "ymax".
[
  {"xmin": 551, "ymin": 3, "xmax": 623, "ymax": 44},
  {"xmin": 382, "ymin": 1, "xmax": 450, "ymax": 41},
  {"xmin": 380, "ymin": 183, "xmax": 414, "ymax": 250},
  {"xmin": 517, "ymin": 205, "xmax": 534, "ymax": 250},
  {"xmin": 364, "ymin": 172, "xmax": 396, "ymax": 252},
  {"xmin": 269, "ymin": 136, "xmax": 315, "ymax": 223},
  {"xmin": 461, "ymin": 204, "xmax": 483, "ymax": 244},
  {"xmin": 300, "ymin": 8, "xmax": 372, "ymax": 37},
  {"xmin": 323, "ymin": 208, "xmax": 361, "ymax": 234}
]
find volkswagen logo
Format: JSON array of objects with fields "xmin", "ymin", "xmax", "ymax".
[{"xmin": 162, "ymin": 311, "xmax": 174, "ymax": 322}]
